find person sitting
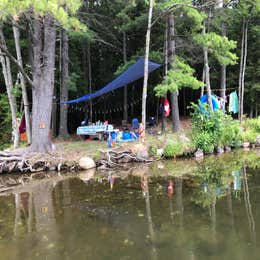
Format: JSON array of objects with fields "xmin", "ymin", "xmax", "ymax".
[
  {"xmin": 122, "ymin": 128, "xmax": 138, "ymax": 141},
  {"xmin": 138, "ymin": 123, "xmax": 145, "ymax": 142}
]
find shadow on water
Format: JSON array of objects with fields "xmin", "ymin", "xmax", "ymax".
[{"xmin": 0, "ymin": 149, "xmax": 259, "ymax": 259}]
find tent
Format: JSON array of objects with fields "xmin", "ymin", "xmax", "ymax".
[{"xmin": 63, "ymin": 57, "xmax": 161, "ymax": 104}]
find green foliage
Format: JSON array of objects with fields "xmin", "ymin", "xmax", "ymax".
[
  {"xmin": 242, "ymin": 130, "xmax": 258, "ymax": 143},
  {"xmin": 149, "ymin": 144, "xmax": 157, "ymax": 156},
  {"xmin": 11, "ymin": 84, "xmax": 22, "ymax": 99},
  {"xmin": 154, "ymin": 57, "xmax": 204, "ymax": 97},
  {"xmin": 192, "ymin": 131, "xmax": 215, "ymax": 154},
  {"xmin": 114, "ymin": 50, "xmax": 163, "ymax": 76},
  {"xmin": 164, "ymin": 141, "xmax": 183, "ymax": 158},
  {"xmin": 183, "ymin": 6, "xmax": 205, "ymax": 31},
  {"xmin": 156, "ymin": 0, "xmax": 191, "ymax": 10},
  {"xmin": 221, "ymin": 119, "xmax": 242, "ymax": 148},
  {"xmin": 0, "ymin": 0, "xmax": 86, "ymax": 32},
  {"xmin": 242, "ymin": 117, "xmax": 260, "ymax": 133},
  {"xmin": 116, "ymin": 0, "xmax": 146, "ymax": 32},
  {"xmin": 0, "ymin": 93, "xmax": 11, "ymax": 149},
  {"xmin": 190, "ymin": 103, "xmax": 243, "ymax": 152},
  {"xmin": 193, "ymin": 32, "xmax": 237, "ymax": 65},
  {"xmin": 67, "ymin": 72, "xmax": 81, "ymax": 92}
]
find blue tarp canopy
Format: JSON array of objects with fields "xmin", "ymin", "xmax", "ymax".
[{"xmin": 64, "ymin": 57, "xmax": 161, "ymax": 104}]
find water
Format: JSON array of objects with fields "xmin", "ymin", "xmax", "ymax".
[{"xmin": 0, "ymin": 150, "xmax": 259, "ymax": 260}]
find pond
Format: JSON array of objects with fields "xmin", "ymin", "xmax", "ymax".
[{"xmin": 0, "ymin": 149, "xmax": 259, "ymax": 260}]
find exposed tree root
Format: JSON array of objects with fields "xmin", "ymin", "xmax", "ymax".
[
  {"xmin": 96, "ymin": 149, "xmax": 154, "ymax": 169},
  {"xmin": 0, "ymin": 150, "xmax": 80, "ymax": 174}
]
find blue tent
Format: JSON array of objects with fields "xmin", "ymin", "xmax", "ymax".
[{"xmin": 64, "ymin": 57, "xmax": 161, "ymax": 104}]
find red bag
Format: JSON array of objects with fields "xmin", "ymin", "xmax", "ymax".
[{"xmin": 164, "ymin": 99, "xmax": 170, "ymax": 117}]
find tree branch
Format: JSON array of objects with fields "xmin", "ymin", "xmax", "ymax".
[{"xmin": 0, "ymin": 44, "xmax": 34, "ymax": 88}]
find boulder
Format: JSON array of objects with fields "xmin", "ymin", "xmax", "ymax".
[
  {"xmin": 79, "ymin": 157, "xmax": 96, "ymax": 170},
  {"xmin": 136, "ymin": 150, "xmax": 149, "ymax": 160},
  {"xmin": 194, "ymin": 149, "xmax": 204, "ymax": 158},
  {"xmin": 216, "ymin": 147, "xmax": 224, "ymax": 154},
  {"xmin": 157, "ymin": 148, "xmax": 164, "ymax": 156},
  {"xmin": 243, "ymin": 142, "xmax": 250, "ymax": 148},
  {"xmin": 224, "ymin": 146, "xmax": 231, "ymax": 152}
]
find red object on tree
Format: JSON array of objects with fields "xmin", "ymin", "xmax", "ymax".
[{"xmin": 164, "ymin": 98, "xmax": 170, "ymax": 117}]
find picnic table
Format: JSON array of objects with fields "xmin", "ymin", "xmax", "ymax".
[{"xmin": 77, "ymin": 124, "xmax": 114, "ymax": 140}]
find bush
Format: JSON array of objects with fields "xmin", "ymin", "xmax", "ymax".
[
  {"xmin": 149, "ymin": 145, "xmax": 157, "ymax": 156},
  {"xmin": 221, "ymin": 117, "xmax": 242, "ymax": 148},
  {"xmin": 242, "ymin": 130, "xmax": 258, "ymax": 144},
  {"xmin": 164, "ymin": 141, "xmax": 183, "ymax": 158},
  {"xmin": 192, "ymin": 131, "xmax": 215, "ymax": 153},
  {"xmin": 243, "ymin": 117, "xmax": 260, "ymax": 133},
  {"xmin": 190, "ymin": 103, "xmax": 243, "ymax": 152}
]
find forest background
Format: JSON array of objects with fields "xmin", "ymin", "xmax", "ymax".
[{"xmin": 0, "ymin": 0, "xmax": 259, "ymax": 152}]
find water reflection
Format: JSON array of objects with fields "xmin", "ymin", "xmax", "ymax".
[
  {"xmin": 242, "ymin": 165, "xmax": 256, "ymax": 244},
  {"xmin": 0, "ymin": 150, "xmax": 259, "ymax": 259},
  {"xmin": 141, "ymin": 176, "xmax": 158, "ymax": 260},
  {"xmin": 167, "ymin": 180, "xmax": 174, "ymax": 222}
]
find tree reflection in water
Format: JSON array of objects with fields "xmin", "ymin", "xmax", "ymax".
[
  {"xmin": 242, "ymin": 165, "xmax": 256, "ymax": 244},
  {"xmin": 141, "ymin": 175, "xmax": 158, "ymax": 260}
]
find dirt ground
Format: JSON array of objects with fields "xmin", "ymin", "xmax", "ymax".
[{"xmin": 52, "ymin": 117, "xmax": 192, "ymax": 162}]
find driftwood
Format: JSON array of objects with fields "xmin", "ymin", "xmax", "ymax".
[
  {"xmin": 96, "ymin": 149, "xmax": 154, "ymax": 169},
  {"xmin": 0, "ymin": 151, "xmax": 80, "ymax": 174}
]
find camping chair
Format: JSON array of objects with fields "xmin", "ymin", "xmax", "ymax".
[{"xmin": 132, "ymin": 118, "xmax": 139, "ymax": 129}]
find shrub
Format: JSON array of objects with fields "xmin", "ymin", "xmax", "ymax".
[
  {"xmin": 242, "ymin": 130, "xmax": 258, "ymax": 144},
  {"xmin": 149, "ymin": 145, "xmax": 157, "ymax": 156},
  {"xmin": 221, "ymin": 116, "xmax": 242, "ymax": 148},
  {"xmin": 192, "ymin": 131, "xmax": 215, "ymax": 153},
  {"xmin": 190, "ymin": 103, "xmax": 243, "ymax": 152},
  {"xmin": 164, "ymin": 141, "xmax": 183, "ymax": 158},
  {"xmin": 243, "ymin": 117, "xmax": 260, "ymax": 133}
]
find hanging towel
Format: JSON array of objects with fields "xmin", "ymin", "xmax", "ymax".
[
  {"xmin": 232, "ymin": 91, "xmax": 239, "ymax": 114},
  {"xmin": 228, "ymin": 91, "xmax": 239, "ymax": 114}
]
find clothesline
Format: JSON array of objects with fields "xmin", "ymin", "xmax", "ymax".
[{"xmin": 206, "ymin": 87, "xmax": 238, "ymax": 91}]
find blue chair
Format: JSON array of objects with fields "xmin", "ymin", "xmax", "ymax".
[{"xmin": 132, "ymin": 118, "xmax": 139, "ymax": 129}]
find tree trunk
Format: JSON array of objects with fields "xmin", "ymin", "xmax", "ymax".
[
  {"xmin": 168, "ymin": 13, "xmax": 180, "ymax": 132},
  {"xmin": 87, "ymin": 42, "xmax": 93, "ymax": 122},
  {"xmin": 250, "ymin": 104, "xmax": 253, "ymax": 118},
  {"xmin": 240, "ymin": 21, "xmax": 248, "ymax": 123},
  {"xmin": 52, "ymin": 87, "xmax": 57, "ymax": 137},
  {"xmin": 220, "ymin": 21, "xmax": 227, "ymax": 104},
  {"xmin": 31, "ymin": 16, "xmax": 56, "ymax": 152},
  {"xmin": 59, "ymin": 30, "xmax": 69, "ymax": 139},
  {"xmin": 238, "ymin": 20, "xmax": 245, "ymax": 121},
  {"xmin": 203, "ymin": 19, "xmax": 213, "ymax": 110},
  {"xmin": 200, "ymin": 67, "xmax": 205, "ymax": 98},
  {"xmin": 142, "ymin": 0, "xmax": 154, "ymax": 128},
  {"xmin": 0, "ymin": 27, "xmax": 19, "ymax": 148},
  {"xmin": 162, "ymin": 16, "xmax": 168, "ymax": 133},
  {"xmin": 123, "ymin": 31, "xmax": 128, "ymax": 123},
  {"xmin": 143, "ymin": 177, "xmax": 157, "ymax": 260},
  {"xmin": 13, "ymin": 22, "xmax": 32, "ymax": 144}
]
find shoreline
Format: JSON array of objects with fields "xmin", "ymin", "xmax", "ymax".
[{"xmin": 0, "ymin": 133, "xmax": 259, "ymax": 174}]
